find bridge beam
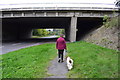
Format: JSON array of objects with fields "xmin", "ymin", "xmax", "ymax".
[
  {"xmin": 2, "ymin": 10, "xmax": 119, "ymax": 18},
  {"xmin": 69, "ymin": 16, "xmax": 77, "ymax": 42}
]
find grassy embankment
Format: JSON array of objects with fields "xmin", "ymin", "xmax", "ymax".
[
  {"xmin": 66, "ymin": 16, "xmax": 119, "ymax": 78},
  {"xmin": 1, "ymin": 41, "xmax": 118, "ymax": 78},
  {"xmin": 67, "ymin": 41, "xmax": 118, "ymax": 78}
]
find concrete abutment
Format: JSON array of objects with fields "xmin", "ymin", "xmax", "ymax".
[{"xmin": 69, "ymin": 16, "xmax": 77, "ymax": 42}]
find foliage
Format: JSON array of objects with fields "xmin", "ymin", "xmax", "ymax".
[
  {"xmin": 103, "ymin": 15, "xmax": 109, "ymax": 21},
  {"xmin": 53, "ymin": 29, "xmax": 65, "ymax": 35},
  {"xmin": 32, "ymin": 29, "xmax": 65, "ymax": 37},
  {"xmin": 32, "ymin": 29, "xmax": 49, "ymax": 36},
  {"xmin": 32, "ymin": 29, "xmax": 38, "ymax": 36},
  {"xmin": 103, "ymin": 14, "xmax": 118, "ymax": 28},
  {"xmin": 103, "ymin": 15, "xmax": 110, "ymax": 27},
  {"xmin": 67, "ymin": 41, "xmax": 118, "ymax": 78}
]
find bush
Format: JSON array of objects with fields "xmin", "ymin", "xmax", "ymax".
[
  {"xmin": 103, "ymin": 14, "xmax": 118, "ymax": 28},
  {"xmin": 33, "ymin": 29, "xmax": 49, "ymax": 36}
]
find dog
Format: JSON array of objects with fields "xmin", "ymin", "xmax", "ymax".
[{"xmin": 66, "ymin": 56, "xmax": 73, "ymax": 71}]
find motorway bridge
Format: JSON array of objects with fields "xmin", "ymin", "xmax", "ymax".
[{"xmin": 1, "ymin": 6, "xmax": 119, "ymax": 42}]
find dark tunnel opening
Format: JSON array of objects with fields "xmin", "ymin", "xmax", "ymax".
[
  {"xmin": 2, "ymin": 17, "xmax": 103, "ymax": 42},
  {"xmin": 2, "ymin": 17, "xmax": 71, "ymax": 42},
  {"xmin": 76, "ymin": 17, "xmax": 103, "ymax": 41}
]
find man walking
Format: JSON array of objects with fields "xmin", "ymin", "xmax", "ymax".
[{"xmin": 56, "ymin": 34, "xmax": 67, "ymax": 63}]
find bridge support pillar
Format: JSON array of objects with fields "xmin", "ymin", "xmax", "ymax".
[{"xmin": 69, "ymin": 16, "xmax": 77, "ymax": 42}]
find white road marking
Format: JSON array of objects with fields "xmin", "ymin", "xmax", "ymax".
[
  {"xmin": 0, "ymin": 46, "xmax": 4, "ymax": 48},
  {"xmin": 12, "ymin": 43, "xmax": 21, "ymax": 45}
]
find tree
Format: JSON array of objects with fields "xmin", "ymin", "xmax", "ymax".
[
  {"xmin": 32, "ymin": 29, "xmax": 39, "ymax": 36},
  {"xmin": 32, "ymin": 29, "xmax": 49, "ymax": 36},
  {"xmin": 52, "ymin": 29, "xmax": 65, "ymax": 35}
]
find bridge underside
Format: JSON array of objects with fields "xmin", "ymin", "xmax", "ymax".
[
  {"xmin": 76, "ymin": 17, "xmax": 103, "ymax": 41},
  {"xmin": 2, "ymin": 17, "xmax": 103, "ymax": 42}
]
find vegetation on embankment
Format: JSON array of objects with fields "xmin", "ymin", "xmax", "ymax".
[
  {"xmin": 103, "ymin": 15, "xmax": 118, "ymax": 28},
  {"xmin": 67, "ymin": 41, "xmax": 118, "ymax": 78},
  {"xmin": 83, "ymin": 15, "xmax": 119, "ymax": 50},
  {"xmin": 1, "ymin": 41, "xmax": 119, "ymax": 78}
]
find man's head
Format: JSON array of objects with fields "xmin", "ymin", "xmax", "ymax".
[{"xmin": 60, "ymin": 34, "xmax": 64, "ymax": 37}]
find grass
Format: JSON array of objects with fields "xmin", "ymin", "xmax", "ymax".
[
  {"xmin": 66, "ymin": 41, "xmax": 118, "ymax": 78},
  {"xmin": 32, "ymin": 35, "xmax": 50, "ymax": 38},
  {"xmin": 2, "ymin": 43, "xmax": 57, "ymax": 78},
  {"xmin": 1, "ymin": 41, "xmax": 119, "ymax": 78},
  {"xmin": 32, "ymin": 35, "xmax": 59, "ymax": 38}
]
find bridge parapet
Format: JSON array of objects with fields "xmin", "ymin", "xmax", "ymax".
[
  {"xmin": 2, "ymin": 10, "xmax": 119, "ymax": 18},
  {"xmin": 1, "ymin": 7, "xmax": 119, "ymax": 11},
  {"xmin": 1, "ymin": 7, "xmax": 119, "ymax": 18}
]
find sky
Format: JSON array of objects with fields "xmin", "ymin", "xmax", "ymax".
[
  {"xmin": 0, "ymin": 0, "xmax": 117, "ymax": 9},
  {"xmin": 0, "ymin": 0, "xmax": 116, "ymax": 4}
]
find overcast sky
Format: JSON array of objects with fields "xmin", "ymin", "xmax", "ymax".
[
  {"xmin": 0, "ymin": 0, "xmax": 117, "ymax": 9},
  {"xmin": 0, "ymin": 0, "xmax": 116, "ymax": 4}
]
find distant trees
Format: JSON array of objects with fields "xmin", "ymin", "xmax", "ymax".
[
  {"xmin": 53, "ymin": 29, "xmax": 65, "ymax": 35},
  {"xmin": 32, "ymin": 29, "xmax": 49, "ymax": 36},
  {"xmin": 32, "ymin": 29, "xmax": 65, "ymax": 37}
]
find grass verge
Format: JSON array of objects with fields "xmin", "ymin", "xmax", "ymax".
[
  {"xmin": 1, "ymin": 41, "xmax": 119, "ymax": 78},
  {"xmin": 2, "ymin": 43, "xmax": 57, "ymax": 78},
  {"xmin": 66, "ymin": 41, "xmax": 118, "ymax": 78}
]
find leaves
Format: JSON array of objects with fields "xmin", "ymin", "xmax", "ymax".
[{"xmin": 32, "ymin": 29, "xmax": 49, "ymax": 36}]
